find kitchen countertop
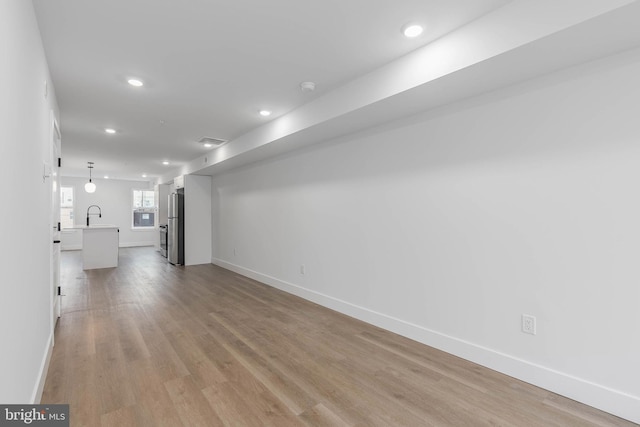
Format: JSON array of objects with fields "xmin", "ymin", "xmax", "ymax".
[{"xmin": 66, "ymin": 224, "xmax": 119, "ymax": 229}]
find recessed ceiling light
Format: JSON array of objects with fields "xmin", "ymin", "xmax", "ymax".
[
  {"xmin": 203, "ymin": 143, "xmax": 213, "ymax": 148},
  {"xmin": 162, "ymin": 161, "xmax": 170, "ymax": 165},
  {"xmin": 128, "ymin": 78, "xmax": 143, "ymax": 87},
  {"xmin": 104, "ymin": 175, "xmax": 109, "ymax": 179},
  {"xmin": 402, "ymin": 23, "xmax": 424, "ymax": 38},
  {"xmin": 142, "ymin": 173, "xmax": 147, "ymax": 178},
  {"xmin": 105, "ymin": 128, "xmax": 116, "ymax": 134},
  {"xmin": 259, "ymin": 110, "xmax": 271, "ymax": 117}
]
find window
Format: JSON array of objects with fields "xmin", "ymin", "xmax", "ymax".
[
  {"xmin": 60, "ymin": 186, "xmax": 74, "ymax": 229},
  {"xmin": 132, "ymin": 189, "xmax": 155, "ymax": 228}
]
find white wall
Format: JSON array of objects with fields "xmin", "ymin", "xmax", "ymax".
[
  {"xmin": 184, "ymin": 175, "xmax": 212, "ymax": 265},
  {"xmin": 0, "ymin": 0, "xmax": 59, "ymax": 403},
  {"xmin": 211, "ymin": 48, "xmax": 640, "ymax": 422},
  {"xmin": 60, "ymin": 177, "xmax": 156, "ymax": 250}
]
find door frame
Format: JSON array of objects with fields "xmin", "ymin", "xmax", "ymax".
[{"xmin": 50, "ymin": 113, "xmax": 62, "ymax": 334}]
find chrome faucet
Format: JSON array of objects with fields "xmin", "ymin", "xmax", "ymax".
[{"xmin": 86, "ymin": 205, "xmax": 102, "ymax": 226}]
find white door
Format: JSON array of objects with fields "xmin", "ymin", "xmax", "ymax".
[{"xmin": 51, "ymin": 117, "xmax": 62, "ymax": 324}]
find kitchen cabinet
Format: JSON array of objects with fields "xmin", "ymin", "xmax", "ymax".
[
  {"xmin": 155, "ymin": 183, "xmax": 170, "ymax": 225},
  {"xmin": 154, "ymin": 183, "xmax": 170, "ymax": 251}
]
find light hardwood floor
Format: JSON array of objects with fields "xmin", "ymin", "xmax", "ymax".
[{"xmin": 42, "ymin": 247, "xmax": 635, "ymax": 427}]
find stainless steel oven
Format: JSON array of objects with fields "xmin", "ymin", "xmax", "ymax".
[{"xmin": 159, "ymin": 224, "xmax": 168, "ymax": 258}]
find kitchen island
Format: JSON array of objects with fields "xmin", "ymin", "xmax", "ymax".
[{"xmin": 69, "ymin": 224, "xmax": 119, "ymax": 270}]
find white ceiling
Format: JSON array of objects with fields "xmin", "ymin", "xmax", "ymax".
[
  {"xmin": 33, "ymin": 0, "xmax": 512, "ymax": 181},
  {"xmin": 33, "ymin": 1, "xmax": 640, "ymax": 184}
]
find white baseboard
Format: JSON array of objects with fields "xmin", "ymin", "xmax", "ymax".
[
  {"xmin": 63, "ymin": 242, "xmax": 154, "ymax": 251},
  {"xmin": 32, "ymin": 332, "xmax": 54, "ymax": 404},
  {"xmin": 212, "ymin": 258, "xmax": 640, "ymax": 424},
  {"xmin": 119, "ymin": 242, "xmax": 154, "ymax": 248}
]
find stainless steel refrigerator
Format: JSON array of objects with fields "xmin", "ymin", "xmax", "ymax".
[{"xmin": 167, "ymin": 190, "xmax": 184, "ymax": 265}]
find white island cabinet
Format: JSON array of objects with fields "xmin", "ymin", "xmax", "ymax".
[{"xmin": 70, "ymin": 225, "xmax": 119, "ymax": 269}]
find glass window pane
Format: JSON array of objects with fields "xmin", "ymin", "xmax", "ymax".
[
  {"xmin": 133, "ymin": 190, "xmax": 143, "ymax": 208},
  {"xmin": 60, "ymin": 187, "xmax": 74, "ymax": 228},
  {"xmin": 60, "ymin": 186, "xmax": 73, "ymax": 208},
  {"xmin": 143, "ymin": 191, "xmax": 154, "ymax": 207}
]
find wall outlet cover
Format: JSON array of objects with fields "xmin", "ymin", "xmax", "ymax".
[{"xmin": 522, "ymin": 314, "xmax": 536, "ymax": 335}]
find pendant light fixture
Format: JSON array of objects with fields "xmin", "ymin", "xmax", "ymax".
[{"xmin": 85, "ymin": 162, "xmax": 96, "ymax": 193}]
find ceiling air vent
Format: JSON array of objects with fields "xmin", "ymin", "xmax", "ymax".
[{"xmin": 198, "ymin": 137, "xmax": 228, "ymax": 148}]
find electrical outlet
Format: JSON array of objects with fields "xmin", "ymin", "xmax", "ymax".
[
  {"xmin": 522, "ymin": 314, "xmax": 536, "ymax": 335},
  {"xmin": 300, "ymin": 264, "xmax": 306, "ymax": 275}
]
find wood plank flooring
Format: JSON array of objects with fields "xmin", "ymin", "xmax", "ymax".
[{"xmin": 42, "ymin": 247, "xmax": 635, "ymax": 426}]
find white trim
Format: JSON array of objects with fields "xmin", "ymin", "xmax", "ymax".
[
  {"xmin": 212, "ymin": 258, "xmax": 640, "ymax": 424},
  {"xmin": 129, "ymin": 227, "xmax": 155, "ymax": 232},
  {"xmin": 31, "ymin": 332, "xmax": 54, "ymax": 404},
  {"xmin": 61, "ymin": 245, "xmax": 82, "ymax": 251}
]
